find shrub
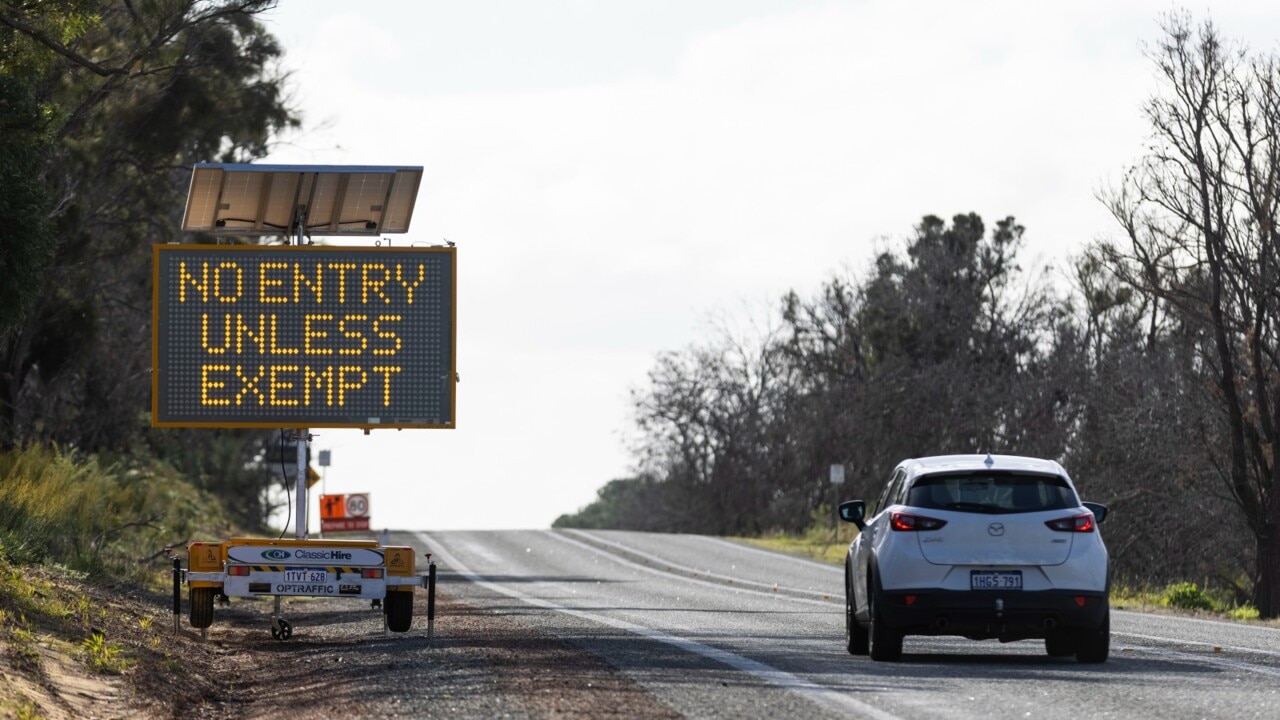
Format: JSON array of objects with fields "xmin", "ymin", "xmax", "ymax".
[
  {"xmin": 0, "ymin": 444, "xmax": 236, "ymax": 578},
  {"xmin": 1162, "ymin": 581, "xmax": 1215, "ymax": 611},
  {"xmin": 1228, "ymin": 605, "xmax": 1260, "ymax": 621},
  {"xmin": 80, "ymin": 631, "xmax": 131, "ymax": 674}
]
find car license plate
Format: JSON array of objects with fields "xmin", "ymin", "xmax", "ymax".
[
  {"xmin": 971, "ymin": 570, "xmax": 1022, "ymax": 590},
  {"xmin": 284, "ymin": 568, "xmax": 329, "ymax": 583}
]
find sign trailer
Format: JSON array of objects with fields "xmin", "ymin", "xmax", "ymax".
[{"xmin": 157, "ymin": 163, "xmax": 452, "ymax": 641}]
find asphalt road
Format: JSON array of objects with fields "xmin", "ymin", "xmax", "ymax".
[{"xmin": 400, "ymin": 528, "xmax": 1280, "ymax": 720}]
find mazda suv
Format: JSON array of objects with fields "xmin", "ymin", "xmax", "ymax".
[{"xmin": 839, "ymin": 454, "xmax": 1110, "ymax": 662}]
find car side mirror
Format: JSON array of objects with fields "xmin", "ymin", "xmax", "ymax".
[
  {"xmin": 838, "ymin": 500, "xmax": 866, "ymax": 530},
  {"xmin": 1082, "ymin": 502, "xmax": 1108, "ymax": 525}
]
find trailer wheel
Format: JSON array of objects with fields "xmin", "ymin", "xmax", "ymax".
[
  {"xmin": 386, "ymin": 590, "xmax": 413, "ymax": 632},
  {"xmin": 190, "ymin": 587, "xmax": 215, "ymax": 629},
  {"xmin": 270, "ymin": 618, "xmax": 293, "ymax": 641}
]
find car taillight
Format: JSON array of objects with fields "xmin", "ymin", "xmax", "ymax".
[
  {"xmin": 1045, "ymin": 513, "xmax": 1096, "ymax": 532},
  {"xmin": 227, "ymin": 565, "xmax": 250, "ymax": 576},
  {"xmin": 890, "ymin": 511, "xmax": 947, "ymax": 531},
  {"xmin": 362, "ymin": 568, "xmax": 383, "ymax": 579}
]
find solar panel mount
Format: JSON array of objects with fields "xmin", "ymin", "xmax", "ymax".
[{"xmin": 181, "ymin": 163, "xmax": 424, "ymax": 238}]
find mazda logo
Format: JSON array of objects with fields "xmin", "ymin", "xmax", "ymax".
[{"xmin": 988, "ymin": 523, "xmax": 1005, "ymax": 537}]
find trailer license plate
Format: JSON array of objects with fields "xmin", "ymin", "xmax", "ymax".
[
  {"xmin": 971, "ymin": 570, "xmax": 1022, "ymax": 590},
  {"xmin": 284, "ymin": 569, "xmax": 328, "ymax": 583}
]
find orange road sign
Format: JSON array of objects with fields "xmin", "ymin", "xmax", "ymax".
[{"xmin": 320, "ymin": 493, "xmax": 346, "ymax": 520}]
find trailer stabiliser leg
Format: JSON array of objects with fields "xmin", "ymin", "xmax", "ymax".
[
  {"xmin": 171, "ymin": 555, "xmax": 182, "ymax": 635},
  {"xmin": 270, "ymin": 596, "xmax": 293, "ymax": 640},
  {"xmin": 427, "ymin": 560, "xmax": 437, "ymax": 643}
]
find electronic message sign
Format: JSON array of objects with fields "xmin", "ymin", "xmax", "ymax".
[{"xmin": 152, "ymin": 245, "xmax": 455, "ymax": 428}]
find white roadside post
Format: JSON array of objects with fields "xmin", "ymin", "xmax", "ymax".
[
  {"xmin": 830, "ymin": 464, "xmax": 845, "ymax": 542},
  {"xmin": 317, "ymin": 450, "xmax": 331, "ymax": 538}
]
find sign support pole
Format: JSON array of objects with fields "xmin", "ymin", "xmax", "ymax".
[
  {"xmin": 290, "ymin": 207, "xmax": 310, "ymax": 541},
  {"xmin": 296, "ymin": 429, "xmax": 309, "ymax": 540}
]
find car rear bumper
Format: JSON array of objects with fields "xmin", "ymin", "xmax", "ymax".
[{"xmin": 878, "ymin": 589, "xmax": 1108, "ymax": 640}]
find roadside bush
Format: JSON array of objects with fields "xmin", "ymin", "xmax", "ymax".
[
  {"xmin": 0, "ymin": 445, "xmax": 235, "ymax": 578},
  {"xmin": 1163, "ymin": 581, "xmax": 1215, "ymax": 611},
  {"xmin": 1228, "ymin": 605, "xmax": 1260, "ymax": 621},
  {"xmin": 0, "ymin": 445, "xmax": 105, "ymax": 566}
]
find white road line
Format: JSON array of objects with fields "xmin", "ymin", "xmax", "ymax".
[
  {"xmin": 416, "ymin": 531, "xmax": 903, "ymax": 720},
  {"xmin": 550, "ymin": 530, "xmax": 837, "ymax": 608},
  {"xmin": 695, "ymin": 534, "xmax": 845, "ymax": 575},
  {"xmin": 1116, "ymin": 641, "xmax": 1280, "ymax": 677},
  {"xmin": 1114, "ymin": 631, "xmax": 1280, "ymax": 660},
  {"xmin": 563, "ymin": 528, "xmax": 837, "ymax": 599}
]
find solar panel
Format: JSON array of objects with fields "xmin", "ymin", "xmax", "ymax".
[{"xmin": 181, "ymin": 163, "xmax": 424, "ymax": 237}]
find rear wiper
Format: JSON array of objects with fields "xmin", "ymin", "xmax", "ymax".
[{"xmin": 943, "ymin": 502, "xmax": 1001, "ymax": 513}]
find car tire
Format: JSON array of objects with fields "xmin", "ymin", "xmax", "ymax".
[
  {"xmin": 1075, "ymin": 609, "xmax": 1110, "ymax": 664},
  {"xmin": 845, "ymin": 567, "xmax": 869, "ymax": 655},
  {"xmin": 189, "ymin": 587, "xmax": 214, "ymax": 629},
  {"xmin": 1045, "ymin": 632, "xmax": 1076, "ymax": 657},
  {"xmin": 867, "ymin": 573, "xmax": 903, "ymax": 662}
]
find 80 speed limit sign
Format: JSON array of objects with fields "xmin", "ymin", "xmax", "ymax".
[{"xmin": 345, "ymin": 494, "xmax": 369, "ymax": 518}]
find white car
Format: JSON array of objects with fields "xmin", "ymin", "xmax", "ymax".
[{"xmin": 839, "ymin": 454, "xmax": 1110, "ymax": 662}]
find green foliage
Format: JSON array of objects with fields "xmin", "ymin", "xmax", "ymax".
[
  {"xmin": 141, "ymin": 427, "xmax": 280, "ymax": 531},
  {"xmin": 1163, "ymin": 582, "xmax": 1216, "ymax": 611},
  {"xmin": 731, "ymin": 506, "xmax": 857, "ymax": 565},
  {"xmin": 80, "ymin": 631, "xmax": 130, "ymax": 674},
  {"xmin": 5, "ymin": 623, "xmax": 42, "ymax": 672},
  {"xmin": 73, "ymin": 593, "xmax": 93, "ymax": 630},
  {"xmin": 0, "ymin": 444, "xmax": 235, "ymax": 576},
  {"xmin": 1114, "ymin": 580, "xmax": 1260, "ymax": 620},
  {"xmin": 1229, "ymin": 605, "xmax": 1260, "ymax": 621},
  {"xmin": 0, "ymin": 445, "xmax": 109, "ymax": 567},
  {"xmin": 0, "ymin": 1, "xmax": 102, "ymax": 81},
  {"xmin": 10, "ymin": 626, "xmax": 41, "ymax": 668},
  {"xmin": 0, "ymin": 595, "xmax": 42, "ymax": 671},
  {"xmin": 0, "ymin": 73, "xmax": 55, "ymax": 331},
  {"xmin": 0, "ymin": 1, "xmax": 297, "ymax": 532}
]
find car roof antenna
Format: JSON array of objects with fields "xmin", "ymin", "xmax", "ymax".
[{"xmin": 983, "ymin": 454, "xmax": 995, "ymax": 468}]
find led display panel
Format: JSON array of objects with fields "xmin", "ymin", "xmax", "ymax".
[{"xmin": 152, "ymin": 245, "xmax": 455, "ymax": 428}]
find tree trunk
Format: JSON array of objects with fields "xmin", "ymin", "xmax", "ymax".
[{"xmin": 1259, "ymin": 482, "xmax": 1280, "ymax": 618}]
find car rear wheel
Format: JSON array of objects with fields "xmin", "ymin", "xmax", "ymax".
[
  {"xmin": 845, "ymin": 568, "xmax": 869, "ymax": 655},
  {"xmin": 1045, "ymin": 632, "xmax": 1076, "ymax": 657},
  {"xmin": 1075, "ymin": 609, "xmax": 1110, "ymax": 663},
  {"xmin": 867, "ymin": 574, "xmax": 902, "ymax": 662}
]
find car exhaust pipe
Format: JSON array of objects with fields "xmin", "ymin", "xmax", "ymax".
[
  {"xmin": 934, "ymin": 617, "xmax": 949, "ymax": 630},
  {"xmin": 1042, "ymin": 617, "xmax": 1057, "ymax": 630}
]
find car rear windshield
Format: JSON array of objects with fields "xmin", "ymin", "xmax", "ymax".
[{"xmin": 906, "ymin": 472, "xmax": 1078, "ymax": 514}]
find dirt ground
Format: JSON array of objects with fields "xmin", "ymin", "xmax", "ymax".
[{"xmin": 0, "ymin": 570, "xmax": 681, "ymax": 719}]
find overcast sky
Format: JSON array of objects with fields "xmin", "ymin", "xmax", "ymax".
[{"xmin": 258, "ymin": 0, "xmax": 1280, "ymax": 532}]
